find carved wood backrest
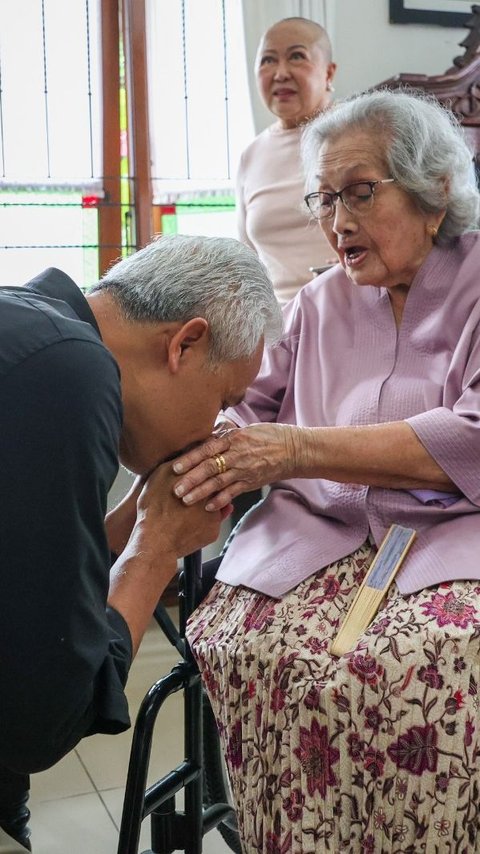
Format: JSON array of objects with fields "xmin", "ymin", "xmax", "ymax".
[{"xmin": 376, "ymin": 4, "xmax": 480, "ymax": 165}]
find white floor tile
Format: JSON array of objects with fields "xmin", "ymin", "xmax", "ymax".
[
  {"xmin": 30, "ymin": 749, "xmax": 95, "ymax": 802},
  {"xmin": 74, "ymin": 691, "xmax": 185, "ymax": 794},
  {"xmin": 28, "ymin": 608, "xmax": 236, "ymax": 853},
  {"xmin": 102, "ymin": 787, "xmax": 233, "ymax": 854},
  {"xmin": 28, "ymin": 792, "xmax": 118, "ymax": 854},
  {"xmin": 100, "ymin": 787, "xmax": 152, "ymax": 853},
  {"xmin": 75, "ymin": 619, "xmax": 185, "ymax": 792}
]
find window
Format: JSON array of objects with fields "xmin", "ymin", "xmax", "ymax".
[
  {"xmin": 0, "ymin": 0, "xmax": 114, "ymax": 287},
  {"xmin": 0, "ymin": 0, "xmax": 102, "ymax": 183},
  {"xmin": 146, "ymin": 0, "xmax": 254, "ymax": 237},
  {"xmin": 0, "ymin": 0, "xmax": 255, "ymax": 285}
]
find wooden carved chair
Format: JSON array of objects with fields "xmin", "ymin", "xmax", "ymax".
[{"xmin": 377, "ymin": 4, "xmax": 480, "ymax": 174}]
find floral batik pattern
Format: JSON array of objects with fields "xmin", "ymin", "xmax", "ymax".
[{"xmin": 187, "ymin": 542, "xmax": 480, "ymax": 853}]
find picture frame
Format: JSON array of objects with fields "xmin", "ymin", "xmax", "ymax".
[{"xmin": 389, "ymin": 0, "xmax": 472, "ymax": 27}]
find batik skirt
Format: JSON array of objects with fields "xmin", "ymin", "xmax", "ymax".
[{"xmin": 187, "ymin": 542, "xmax": 480, "ymax": 853}]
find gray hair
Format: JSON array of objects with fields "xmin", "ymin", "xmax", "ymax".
[
  {"xmin": 302, "ymin": 88, "xmax": 480, "ymax": 243},
  {"xmin": 89, "ymin": 234, "xmax": 282, "ymax": 363}
]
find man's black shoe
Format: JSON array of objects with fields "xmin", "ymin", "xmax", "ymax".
[
  {"xmin": 0, "ymin": 823, "xmax": 32, "ymax": 850},
  {"xmin": 0, "ymin": 802, "xmax": 32, "ymax": 851}
]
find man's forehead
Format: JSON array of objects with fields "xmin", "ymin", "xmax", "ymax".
[{"xmin": 222, "ymin": 345, "xmax": 263, "ymax": 388}]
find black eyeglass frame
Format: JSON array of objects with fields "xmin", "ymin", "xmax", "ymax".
[{"xmin": 304, "ymin": 178, "xmax": 396, "ymax": 220}]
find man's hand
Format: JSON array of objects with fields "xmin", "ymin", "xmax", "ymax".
[
  {"xmin": 105, "ymin": 474, "xmax": 145, "ymax": 556},
  {"xmin": 108, "ymin": 460, "xmax": 227, "ymax": 657},
  {"xmin": 134, "ymin": 460, "xmax": 228, "ymax": 558}
]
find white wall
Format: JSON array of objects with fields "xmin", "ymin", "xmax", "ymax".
[
  {"xmin": 331, "ymin": 0, "xmax": 468, "ymax": 99},
  {"xmin": 246, "ymin": 0, "xmax": 470, "ymax": 133}
]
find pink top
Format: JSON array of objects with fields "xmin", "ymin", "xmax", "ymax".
[
  {"xmin": 217, "ymin": 233, "xmax": 480, "ymax": 597},
  {"xmin": 236, "ymin": 124, "xmax": 332, "ymax": 305}
]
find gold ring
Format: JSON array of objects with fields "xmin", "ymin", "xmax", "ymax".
[{"xmin": 213, "ymin": 453, "xmax": 227, "ymax": 475}]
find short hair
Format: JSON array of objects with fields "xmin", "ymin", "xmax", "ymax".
[
  {"xmin": 301, "ymin": 88, "xmax": 480, "ymax": 243},
  {"xmin": 90, "ymin": 234, "xmax": 282, "ymax": 364},
  {"xmin": 265, "ymin": 17, "xmax": 333, "ymax": 63}
]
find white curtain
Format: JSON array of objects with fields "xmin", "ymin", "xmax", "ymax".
[
  {"xmin": 240, "ymin": 0, "xmax": 336, "ymax": 134},
  {"xmin": 0, "ymin": 0, "xmax": 102, "ymax": 187},
  {"xmin": 146, "ymin": 0, "xmax": 255, "ymax": 202}
]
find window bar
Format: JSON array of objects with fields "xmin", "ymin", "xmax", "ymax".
[
  {"xmin": 122, "ymin": 0, "xmax": 152, "ymax": 248},
  {"xmin": 85, "ymin": 0, "xmax": 95, "ymax": 179},
  {"xmin": 181, "ymin": 0, "xmax": 191, "ymax": 179},
  {"xmin": 0, "ymin": 43, "xmax": 5, "ymax": 177},
  {"xmin": 41, "ymin": 0, "xmax": 52, "ymax": 177},
  {"xmin": 99, "ymin": 0, "xmax": 123, "ymax": 274},
  {"xmin": 221, "ymin": 0, "xmax": 231, "ymax": 180}
]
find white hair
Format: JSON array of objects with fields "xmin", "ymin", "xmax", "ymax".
[
  {"xmin": 90, "ymin": 234, "xmax": 282, "ymax": 363},
  {"xmin": 302, "ymin": 88, "xmax": 480, "ymax": 243}
]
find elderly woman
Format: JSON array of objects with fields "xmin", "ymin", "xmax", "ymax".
[{"xmin": 174, "ymin": 90, "xmax": 480, "ymax": 851}]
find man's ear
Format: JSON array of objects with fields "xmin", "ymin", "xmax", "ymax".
[{"xmin": 167, "ymin": 317, "xmax": 209, "ymax": 373}]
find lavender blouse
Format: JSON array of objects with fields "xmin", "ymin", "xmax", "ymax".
[{"xmin": 217, "ymin": 233, "xmax": 480, "ymax": 597}]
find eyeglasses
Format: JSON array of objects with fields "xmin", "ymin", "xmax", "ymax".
[{"xmin": 304, "ymin": 179, "xmax": 396, "ymax": 220}]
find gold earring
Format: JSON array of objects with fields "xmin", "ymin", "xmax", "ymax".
[{"xmin": 428, "ymin": 224, "xmax": 438, "ymax": 239}]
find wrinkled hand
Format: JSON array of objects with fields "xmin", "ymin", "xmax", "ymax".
[
  {"xmin": 133, "ymin": 460, "xmax": 228, "ymax": 558},
  {"xmin": 172, "ymin": 423, "xmax": 298, "ymax": 511}
]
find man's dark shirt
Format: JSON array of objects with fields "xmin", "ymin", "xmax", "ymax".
[{"xmin": 0, "ymin": 268, "xmax": 132, "ymax": 774}]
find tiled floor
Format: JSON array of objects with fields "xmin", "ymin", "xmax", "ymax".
[{"xmin": 29, "ymin": 611, "xmax": 232, "ymax": 854}]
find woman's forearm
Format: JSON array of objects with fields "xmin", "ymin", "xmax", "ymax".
[
  {"xmin": 172, "ymin": 420, "xmax": 455, "ymax": 510},
  {"xmin": 290, "ymin": 421, "xmax": 454, "ymax": 489}
]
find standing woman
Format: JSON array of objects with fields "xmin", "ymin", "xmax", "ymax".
[
  {"xmin": 175, "ymin": 90, "xmax": 480, "ymax": 852},
  {"xmin": 236, "ymin": 17, "xmax": 336, "ymax": 304}
]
